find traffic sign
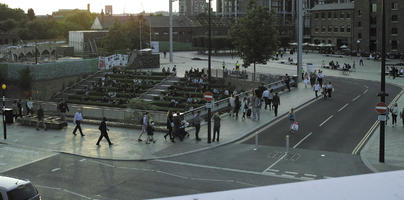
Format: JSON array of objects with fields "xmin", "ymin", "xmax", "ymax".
[
  {"xmin": 378, "ymin": 115, "xmax": 387, "ymax": 121},
  {"xmin": 204, "ymin": 91, "xmax": 213, "ymax": 102},
  {"xmin": 375, "ymin": 102, "xmax": 388, "ymax": 114}
]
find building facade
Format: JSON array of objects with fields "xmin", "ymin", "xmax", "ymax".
[
  {"xmin": 310, "ymin": 2, "xmax": 354, "ymax": 48},
  {"xmin": 179, "ymin": 0, "xmax": 208, "ymax": 16},
  {"xmin": 353, "ymin": 0, "xmax": 404, "ymax": 58}
]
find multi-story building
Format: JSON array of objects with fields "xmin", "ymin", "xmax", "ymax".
[
  {"xmin": 354, "ymin": 0, "xmax": 404, "ymax": 58},
  {"xmin": 179, "ymin": 0, "xmax": 208, "ymax": 16},
  {"xmin": 310, "ymin": 2, "xmax": 354, "ymax": 48}
]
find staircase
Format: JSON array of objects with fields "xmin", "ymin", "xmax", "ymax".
[{"xmin": 139, "ymin": 75, "xmax": 180, "ymax": 102}]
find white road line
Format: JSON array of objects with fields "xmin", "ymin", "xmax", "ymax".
[
  {"xmin": 267, "ymin": 169, "xmax": 280, "ymax": 173},
  {"xmin": 352, "ymin": 95, "xmax": 361, "ymax": 102},
  {"xmin": 363, "ymin": 89, "xmax": 368, "ymax": 94},
  {"xmin": 36, "ymin": 185, "xmax": 94, "ymax": 200},
  {"xmin": 293, "ymin": 132, "xmax": 313, "ymax": 148},
  {"xmin": 285, "ymin": 171, "xmax": 299, "ymax": 175},
  {"xmin": 263, "ymin": 153, "xmax": 287, "ymax": 172},
  {"xmin": 319, "ymin": 115, "xmax": 334, "ymax": 127},
  {"xmin": 304, "ymin": 173, "xmax": 317, "ymax": 177},
  {"xmin": 79, "ymin": 159, "xmax": 86, "ymax": 162},
  {"xmin": 337, "ymin": 103, "xmax": 349, "ymax": 112},
  {"xmin": 324, "ymin": 176, "xmax": 334, "ymax": 179},
  {"xmin": 51, "ymin": 168, "xmax": 61, "ymax": 172},
  {"xmin": 280, "ymin": 174, "xmax": 295, "ymax": 178}
]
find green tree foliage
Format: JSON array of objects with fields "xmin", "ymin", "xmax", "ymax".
[
  {"xmin": 27, "ymin": 8, "xmax": 35, "ymax": 20},
  {"xmin": 230, "ymin": 0, "xmax": 278, "ymax": 80},
  {"xmin": 0, "ymin": 4, "xmax": 26, "ymax": 22},
  {"xmin": 103, "ymin": 15, "xmax": 150, "ymax": 53},
  {"xmin": 18, "ymin": 68, "xmax": 32, "ymax": 91}
]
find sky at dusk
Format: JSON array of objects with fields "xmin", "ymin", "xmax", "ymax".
[{"xmin": 0, "ymin": 0, "xmax": 218, "ymax": 15}]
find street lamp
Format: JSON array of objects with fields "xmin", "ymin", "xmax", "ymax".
[
  {"xmin": 356, "ymin": 39, "xmax": 360, "ymax": 55},
  {"xmin": 379, "ymin": 0, "xmax": 387, "ymax": 163},
  {"xmin": 207, "ymin": 0, "xmax": 212, "ymax": 144},
  {"xmin": 2, "ymin": 83, "xmax": 6, "ymax": 140}
]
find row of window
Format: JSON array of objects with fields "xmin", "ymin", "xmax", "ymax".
[
  {"xmin": 314, "ymin": 25, "xmax": 351, "ymax": 33},
  {"xmin": 357, "ymin": 27, "xmax": 399, "ymax": 38},
  {"xmin": 314, "ymin": 12, "xmax": 351, "ymax": 19}
]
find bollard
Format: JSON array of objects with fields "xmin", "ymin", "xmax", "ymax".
[
  {"xmin": 253, "ymin": 135, "xmax": 258, "ymax": 150},
  {"xmin": 286, "ymin": 134, "xmax": 290, "ymax": 154}
]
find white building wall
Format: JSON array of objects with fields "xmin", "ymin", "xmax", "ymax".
[{"xmin": 69, "ymin": 31, "xmax": 84, "ymax": 53}]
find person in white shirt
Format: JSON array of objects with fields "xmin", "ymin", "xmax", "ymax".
[
  {"xmin": 391, "ymin": 103, "xmax": 399, "ymax": 127},
  {"xmin": 73, "ymin": 109, "xmax": 85, "ymax": 136},
  {"xmin": 224, "ymin": 89, "xmax": 229, "ymax": 96},
  {"xmin": 326, "ymin": 82, "xmax": 333, "ymax": 98},
  {"xmin": 26, "ymin": 97, "xmax": 33, "ymax": 116},
  {"xmin": 138, "ymin": 112, "xmax": 149, "ymax": 142},
  {"xmin": 262, "ymin": 88, "xmax": 270, "ymax": 110},
  {"xmin": 314, "ymin": 82, "xmax": 321, "ymax": 98}
]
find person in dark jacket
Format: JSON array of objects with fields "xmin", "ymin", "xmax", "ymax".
[
  {"xmin": 234, "ymin": 96, "xmax": 241, "ymax": 119},
  {"xmin": 193, "ymin": 111, "xmax": 201, "ymax": 141},
  {"xmin": 96, "ymin": 117, "xmax": 113, "ymax": 146},
  {"xmin": 164, "ymin": 111, "xmax": 175, "ymax": 142},
  {"xmin": 36, "ymin": 104, "xmax": 47, "ymax": 131},
  {"xmin": 212, "ymin": 113, "xmax": 221, "ymax": 142},
  {"xmin": 57, "ymin": 99, "xmax": 69, "ymax": 123},
  {"xmin": 17, "ymin": 99, "xmax": 22, "ymax": 118},
  {"xmin": 272, "ymin": 93, "xmax": 280, "ymax": 116}
]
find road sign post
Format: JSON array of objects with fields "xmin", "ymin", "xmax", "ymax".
[{"xmin": 375, "ymin": 102, "xmax": 388, "ymax": 115}]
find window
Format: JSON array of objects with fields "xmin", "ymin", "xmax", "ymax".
[
  {"xmin": 392, "ymin": 15, "xmax": 398, "ymax": 22},
  {"xmin": 340, "ymin": 12, "xmax": 344, "ymax": 18},
  {"xmin": 391, "ymin": 40, "xmax": 398, "ymax": 49},
  {"xmin": 392, "ymin": 2, "xmax": 398, "ymax": 10},
  {"xmin": 334, "ymin": 26, "xmax": 338, "ymax": 32},
  {"xmin": 347, "ymin": 26, "xmax": 351, "ymax": 32},
  {"xmin": 321, "ymin": 13, "xmax": 325, "ymax": 18},
  {"xmin": 372, "ymin": 3, "xmax": 377, "ymax": 13},
  {"xmin": 358, "ymin": 21, "xmax": 362, "ymax": 27},
  {"xmin": 328, "ymin": 25, "xmax": 332, "ymax": 32},
  {"xmin": 334, "ymin": 12, "xmax": 337, "ymax": 18},
  {"xmin": 315, "ymin": 13, "xmax": 319, "ymax": 18},
  {"xmin": 322, "ymin": 26, "xmax": 326, "ymax": 32},
  {"xmin": 328, "ymin": 12, "xmax": 332, "ymax": 18},
  {"xmin": 346, "ymin": 13, "xmax": 350, "ymax": 18},
  {"xmin": 328, "ymin": 40, "xmax": 332, "ymax": 44},
  {"xmin": 358, "ymin": 33, "xmax": 362, "ymax": 39},
  {"xmin": 392, "ymin": 27, "xmax": 398, "ymax": 34},
  {"xmin": 370, "ymin": 16, "xmax": 377, "ymax": 24},
  {"xmin": 370, "ymin": 28, "xmax": 377, "ymax": 36},
  {"xmin": 315, "ymin": 27, "xmax": 319, "ymax": 32},
  {"xmin": 358, "ymin": 10, "xmax": 361, "ymax": 16},
  {"xmin": 340, "ymin": 26, "xmax": 345, "ymax": 32}
]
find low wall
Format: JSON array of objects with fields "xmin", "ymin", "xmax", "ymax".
[{"xmin": 0, "ymin": 58, "xmax": 98, "ymax": 81}]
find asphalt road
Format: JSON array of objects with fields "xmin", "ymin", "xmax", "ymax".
[{"xmin": 244, "ymin": 77, "xmax": 401, "ymax": 154}]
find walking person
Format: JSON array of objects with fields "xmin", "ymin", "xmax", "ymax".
[
  {"xmin": 164, "ymin": 111, "xmax": 175, "ymax": 142},
  {"xmin": 272, "ymin": 92, "xmax": 280, "ymax": 117},
  {"xmin": 212, "ymin": 113, "xmax": 221, "ymax": 142},
  {"xmin": 400, "ymin": 107, "xmax": 404, "ymax": 126},
  {"xmin": 359, "ymin": 56, "xmax": 364, "ymax": 66},
  {"xmin": 303, "ymin": 75, "xmax": 310, "ymax": 88},
  {"xmin": 36, "ymin": 104, "xmax": 47, "ymax": 131},
  {"xmin": 73, "ymin": 109, "xmax": 85, "ymax": 136},
  {"xmin": 146, "ymin": 119, "xmax": 156, "ymax": 144},
  {"xmin": 241, "ymin": 97, "xmax": 247, "ymax": 120},
  {"xmin": 284, "ymin": 74, "xmax": 291, "ymax": 92},
  {"xmin": 138, "ymin": 112, "xmax": 148, "ymax": 142},
  {"xmin": 96, "ymin": 117, "xmax": 113, "ymax": 146},
  {"xmin": 254, "ymin": 92, "xmax": 262, "ymax": 121},
  {"xmin": 262, "ymin": 87, "xmax": 270, "ymax": 110},
  {"xmin": 317, "ymin": 70, "xmax": 324, "ymax": 87},
  {"xmin": 327, "ymin": 81, "xmax": 333, "ymax": 98},
  {"xmin": 57, "ymin": 99, "xmax": 69, "ymax": 123},
  {"xmin": 288, "ymin": 108, "xmax": 297, "ymax": 133},
  {"xmin": 229, "ymin": 94, "xmax": 235, "ymax": 118},
  {"xmin": 193, "ymin": 111, "xmax": 202, "ymax": 141},
  {"xmin": 26, "ymin": 97, "xmax": 33, "ymax": 116},
  {"xmin": 314, "ymin": 82, "xmax": 321, "ymax": 98},
  {"xmin": 391, "ymin": 103, "xmax": 399, "ymax": 127},
  {"xmin": 17, "ymin": 99, "xmax": 22, "ymax": 119},
  {"xmin": 234, "ymin": 96, "xmax": 241, "ymax": 119}
]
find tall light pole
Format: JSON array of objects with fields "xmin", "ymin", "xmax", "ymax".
[
  {"xmin": 169, "ymin": 0, "xmax": 176, "ymax": 63},
  {"xmin": 2, "ymin": 84, "xmax": 6, "ymax": 140},
  {"xmin": 379, "ymin": 0, "xmax": 387, "ymax": 163},
  {"xmin": 139, "ymin": 20, "xmax": 142, "ymax": 50},
  {"xmin": 207, "ymin": 0, "xmax": 212, "ymax": 143},
  {"xmin": 297, "ymin": 0, "xmax": 303, "ymax": 82}
]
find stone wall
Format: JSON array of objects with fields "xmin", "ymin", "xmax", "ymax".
[{"xmin": 0, "ymin": 59, "xmax": 98, "ymax": 81}]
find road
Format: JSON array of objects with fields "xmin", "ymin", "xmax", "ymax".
[{"xmin": 244, "ymin": 77, "xmax": 401, "ymax": 154}]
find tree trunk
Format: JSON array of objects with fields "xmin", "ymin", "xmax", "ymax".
[{"xmin": 254, "ymin": 62, "xmax": 256, "ymax": 81}]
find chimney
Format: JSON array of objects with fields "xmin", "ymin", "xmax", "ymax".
[{"xmin": 87, "ymin": 3, "xmax": 90, "ymax": 12}]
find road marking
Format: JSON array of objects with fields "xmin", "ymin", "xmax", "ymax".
[
  {"xmin": 304, "ymin": 173, "xmax": 317, "ymax": 177},
  {"xmin": 280, "ymin": 174, "xmax": 295, "ymax": 178},
  {"xmin": 36, "ymin": 185, "xmax": 93, "ymax": 200},
  {"xmin": 293, "ymin": 132, "xmax": 313, "ymax": 148},
  {"xmin": 79, "ymin": 159, "xmax": 86, "ymax": 162},
  {"xmin": 337, "ymin": 103, "xmax": 349, "ymax": 112},
  {"xmin": 0, "ymin": 153, "xmax": 58, "ymax": 173},
  {"xmin": 155, "ymin": 158, "xmax": 306, "ymax": 181},
  {"xmin": 352, "ymin": 95, "xmax": 361, "ymax": 102},
  {"xmin": 51, "ymin": 168, "xmax": 61, "ymax": 172},
  {"xmin": 263, "ymin": 153, "xmax": 287, "ymax": 172},
  {"xmin": 319, "ymin": 115, "xmax": 333, "ymax": 127},
  {"xmin": 363, "ymin": 89, "xmax": 368, "ymax": 94},
  {"xmin": 364, "ymin": 85, "xmax": 369, "ymax": 89},
  {"xmin": 267, "ymin": 169, "xmax": 279, "ymax": 173},
  {"xmin": 285, "ymin": 171, "xmax": 299, "ymax": 175},
  {"xmin": 352, "ymin": 121, "xmax": 379, "ymax": 155}
]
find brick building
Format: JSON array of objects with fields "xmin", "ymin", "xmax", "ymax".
[
  {"xmin": 310, "ymin": 2, "xmax": 354, "ymax": 48},
  {"xmin": 353, "ymin": 0, "xmax": 404, "ymax": 58}
]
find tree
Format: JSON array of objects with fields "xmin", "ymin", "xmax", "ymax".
[
  {"xmin": 103, "ymin": 20, "xmax": 129, "ymax": 52},
  {"xmin": 27, "ymin": 8, "xmax": 35, "ymax": 20},
  {"xmin": 230, "ymin": 0, "xmax": 278, "ymax": 81}
]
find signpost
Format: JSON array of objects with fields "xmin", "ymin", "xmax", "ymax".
[
  {"xmin": 204, "ymin": 91, "xmax": 213, "ymax": 102},
  {"xmin": 375, "ymin": 102, "xmax": 388, "ymax": 114}
]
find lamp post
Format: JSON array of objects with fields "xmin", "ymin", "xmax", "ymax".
[
  {"xmin": 2, "ymin": 84, "xmax": 6, "ymax": 140},
  {"xmin": 379, "ymin": 0, "xmax": 387, "ymax": 163},
  {"xmin": 356, "ymin": 39, "xmax": 360, "ymax": 56},
  {"xmin": 207, "ymin": 0, "xmax": 212, "ymax": 144}
]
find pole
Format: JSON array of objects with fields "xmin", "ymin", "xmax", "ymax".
[
  {"xmin": 286, "ymin": 134, "xmax": 289, "ymax": 153},
  {"xmin": 149, "ymin": 23, "xmax": 152, "ymax": 48},
  {"xmin": 297, "ymin": 0, "xmax": 303, "ymax": 82},
  {"xmin": 207, "ymin": 0, "xmax": 212, "ymax": 143},
  {"xmin": 379, "ymin": 0, "xmax": 386, "ymax": 163},
  {"xmin": 254, "ymin": 135, "xmax": 258, "ymax": 150},
  {"xmin": 35, "ymin": 43, "xmax": 38, "ymax": 64},
  {"xmin": 169, "ymin": 0, "xmax": 173, "ymax": 63},
  {"xmin": 2, "ymin": 89, "xmax": 6, "ymax": 140},
  {"xmin": 139, "ymin": 20, "xmax": 142, "ymax": 50}
]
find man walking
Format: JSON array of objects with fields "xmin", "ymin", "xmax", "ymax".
[
  {"xmin": 254, "ymin": 93, "xmax": 262, "ymax": 121},
  {"xmin": 314, "ymin": 82, "xmax": 321, "ymax": 98},
  {"xmin": 73, "ymin": 109, "xmax": 85, "ymax": 136},
  {"xmin": 327, "ymin": 82, "xmax": 333, "ymax": 98},
  {"xmin": 284, "ymin": 74, "xmax": 291, "ymax": 92},
  {"xmin": 96, "ymin": 117, "xmax": 113, "ymax": 146},
  {"xmin": 262, "ymin": 87, "xmax": 270, "ymax": 110},
  {"xmin": 138, "ymin": 112, "xmax": 148, "ymax": 142},
  {"xmin": 36, "ymin": 104, "xmax": 46, "ymax": 131},
  {"xmin": 272, "ymin": 93, "xmax": 280, "ymax": 117},
  {"xmin": 193, "ymin": 111, "xmax": 201, "ymax": 141},
  {"xmin": 212, "ymin": 113, "xmax": 221, "ymax": 142},
  {"xmin": 359, "ymin": 56, "xmax": 364, "ymax": 66}
]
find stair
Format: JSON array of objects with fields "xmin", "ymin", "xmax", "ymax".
[{"xmin": 139, "ymin": 75, "xmax": 180, "ymax": 101}]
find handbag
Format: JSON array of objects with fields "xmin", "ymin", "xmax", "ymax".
[{"xmin": 290, "ymin": 122, "xmax": 299, "ymax": 131}]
